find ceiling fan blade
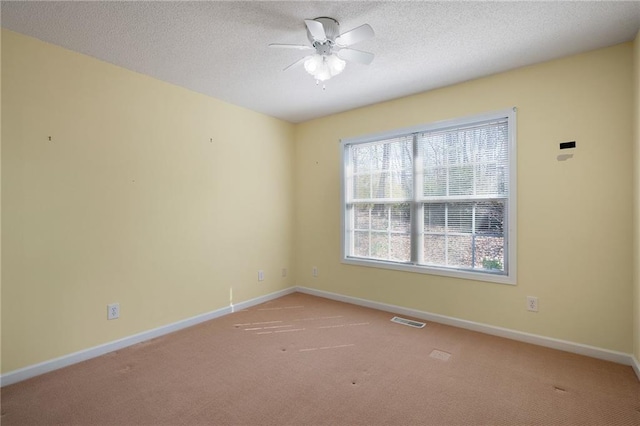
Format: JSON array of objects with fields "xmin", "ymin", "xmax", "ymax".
[
  {"xmin": 337, "ymin": 48, "xmax": 375, "ymax": 65},
  {"xmin": 305, "ymin": 19, "xmax": 327, "ymax": 42},
  {"xmin": 283, "ymin": 55, "xmax": 311, "ymax": 71},
  {"xmin": 269, "ymin": 43, "xmax": 314, "ymax": 51},
  {"xmin": 335, "ymin": 24, "xmax": 374, "ymax": 47}
]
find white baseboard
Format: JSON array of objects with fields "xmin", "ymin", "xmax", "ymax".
[
  {"xmin": 296, "ymin": 286, "xmax": 638, "ymax": 373},
  {"xmin": 232, "ymin": 287, "xmax": 296, "ymax": 312},
  {"xmin": 632, "ymin": 356, "xmax": 640, "ymax": 382},
  {"xmin": 4, "ymin": 286, "xmax": 637, "ymax": 386},
  {"xmin": 1, "ymin": 286, "xmax": 296, "ymax": 387}
]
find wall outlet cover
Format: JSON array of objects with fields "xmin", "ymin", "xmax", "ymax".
[{"xmin": 107, "ymin": 303, "xmax": 120, "ymax": 320}]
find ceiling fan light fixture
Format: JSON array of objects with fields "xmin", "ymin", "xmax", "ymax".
[
  {"xmin": 271, "ymin": 17, "xmax": 374, "ymax": 85},
  {"xmin": 304, "ymin": 53, "xmax": 346, "ymax": 82},
  {"xmin": 326, "ymin": 54, "xmax": 346, "ymax": 75},
  {"xmin": 304, "ymin": 54, "xmax": 323, "ymax": 74}
]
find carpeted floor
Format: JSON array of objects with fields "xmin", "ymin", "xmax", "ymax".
[{"xmin": 2, "ymin": 292, "xmax": 639, "ymax": 425}]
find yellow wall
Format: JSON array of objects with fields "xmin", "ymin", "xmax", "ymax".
[
  {"xmin": 1, "ymin": 30, "xmax": 296, "ymax": 373},
  {"xmin": 295, "ymin": 43, "xmax": 634, "ymax": 353},
  {"xmin": 2, "ymin": 28, "xmax": 637, "ymax": 375},
  {"xmin": 0, "ymin": 28, "xmax": 3, "ymax": 374},
  {"xmin": 634, "ymin": 30, "xmax": 640, "ymax": 363}
]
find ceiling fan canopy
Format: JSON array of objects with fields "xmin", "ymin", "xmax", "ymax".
[{"xmin": 269, "ymin": 17, "xmax": 375, "ymax": 84}]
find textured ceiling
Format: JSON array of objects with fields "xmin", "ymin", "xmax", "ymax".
[{"xmin": 2, "ymin": 1, "xmax": 640, "ymax": 123}]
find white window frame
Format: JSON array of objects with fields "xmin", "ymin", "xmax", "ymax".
[{"xmin": 340, "ymin": 108, "xmax": 517, "ymax": 285}]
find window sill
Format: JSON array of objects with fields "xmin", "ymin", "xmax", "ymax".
[{"xmin": 342, "ymin": 257, "xmax": 516, "ymax": 285}]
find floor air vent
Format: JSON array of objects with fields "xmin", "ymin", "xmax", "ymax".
[{"xmin": 391, "ymin": 316, "xmax": 426, "ymax": 328}]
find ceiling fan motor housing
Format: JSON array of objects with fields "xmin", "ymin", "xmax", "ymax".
[{"xmin": 307, "ymin": 17, "xmax": 340, "ymax": 49}]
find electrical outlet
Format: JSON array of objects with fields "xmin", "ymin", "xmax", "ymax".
[
  {"xmin": 258, "ymin": 270, "xmax": 264, "ymax": 281},
  {"xmin": 312, "ymin": 266, "xmax": 318, "ymax": 278},
  {"xmin": 526, "ymin": 296, "xmax": 538, "ymax": 312},
  {"xmin": 107, "ymin": 303, "xmax": 120, "ymax": 320},
  {"xmin": 282, "ymin": 268, "xmax": 287, "ymax": 278}
]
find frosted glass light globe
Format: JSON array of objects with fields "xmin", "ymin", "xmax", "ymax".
[
  {"xmin": 304, "ymin": 54, "xmax": 323, "ymax": 74},
  {"xmin": 326, "ymin": 54, "xmax": 346, "ymax": 76}
]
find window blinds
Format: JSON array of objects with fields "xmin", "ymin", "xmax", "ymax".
[{"xmin": 345, "ymin": 116, "xmax": 510, "ymax": 275}]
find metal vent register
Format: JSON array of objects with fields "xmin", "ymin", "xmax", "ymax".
[{"xmin": 390, "ymin": 316, "xmax": 426, "ymax": 328}]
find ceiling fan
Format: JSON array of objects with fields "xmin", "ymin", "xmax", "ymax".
[{"xmin": 269, "ymin": 17, "xmax": 375, "ymax": 86}]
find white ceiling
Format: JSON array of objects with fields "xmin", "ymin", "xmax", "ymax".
[{"xmin": 2, "ymin": 1, "xmax": 640, "ymax": 123}]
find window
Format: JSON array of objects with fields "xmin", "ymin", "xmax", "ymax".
[{"xmin": 341, "ymin": 109, "xmax": 516, "ymax": 284}]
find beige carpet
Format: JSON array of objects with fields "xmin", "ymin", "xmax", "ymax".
[{"xmin": 2, "ymin": 292, "xmax": 639, "ymax": 425}]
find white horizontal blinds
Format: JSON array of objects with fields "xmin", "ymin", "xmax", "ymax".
[
  {"xmin": 348, "ymin": 136, "xmax": 412, "ymax": 262},
  {"xmin": 350, "ymin": 137, "xmax": 413, "ymax": 202},
  {"xmin": 418, "ymin": 119, "xmax": 508, "ymax": 272},
  {"xmin": 420, "ymin": 119, "xmax": 509, "ymax": 200}
]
